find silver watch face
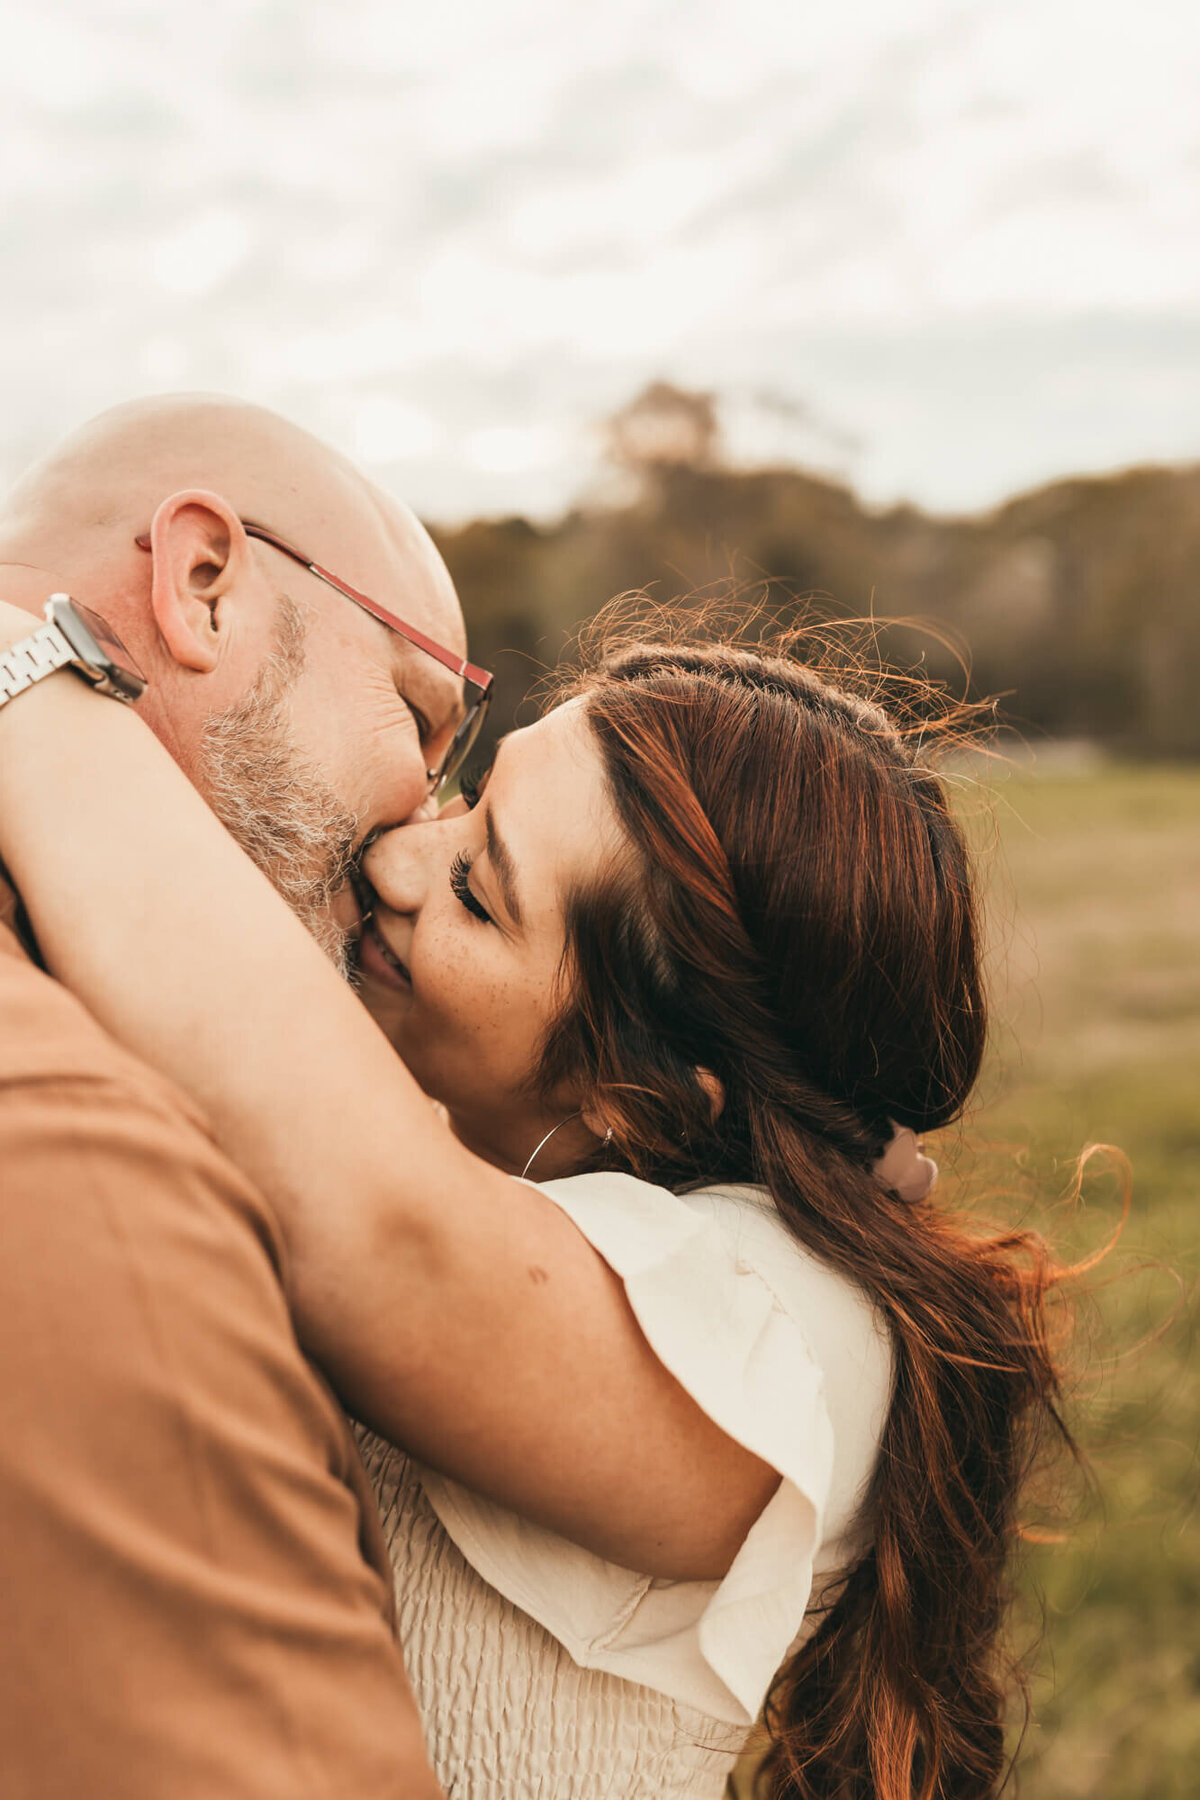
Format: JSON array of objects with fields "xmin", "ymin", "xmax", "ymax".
[{"xmin": 46, "ymin": 596, "xmax": 147, "ymax": 702}]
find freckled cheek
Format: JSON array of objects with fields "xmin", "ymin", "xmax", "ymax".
[
  {"xmin": 428, "ymin": 957, "xmax": 532, "ymax": 1071},
  {"xmin": 409, "ymin": 907, "xmax": 558, "ymax": 1072},
  {"xmin": 470, "ymin": 984, "xmax": 554, "ymax": 1089},
  {"xmin": 414, "ymin": 927, "xmax": 493, "ymax": 1032}
]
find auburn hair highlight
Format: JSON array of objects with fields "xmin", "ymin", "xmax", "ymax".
[{"xmin": 534, "ymin": 610, "xmax": 1076, "ymax": 1800}]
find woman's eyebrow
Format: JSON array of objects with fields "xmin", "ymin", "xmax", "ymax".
[{"xmin": 483, "ymin": 805, "xmax": 523, "ymax": 929}]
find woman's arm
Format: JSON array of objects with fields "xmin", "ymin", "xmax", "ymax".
[{"xmin": 0, "ymin": 605, "xmax": 777, "ymax": 1580}]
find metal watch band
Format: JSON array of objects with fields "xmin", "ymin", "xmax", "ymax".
[{"xmin": 0, "ymin": 621, "xmax": 75, "ymax": 708}]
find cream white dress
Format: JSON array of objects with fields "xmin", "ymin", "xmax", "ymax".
[{"xmin": 358, "ymin": 1175, "xmax": 894, "ymax": 1800}]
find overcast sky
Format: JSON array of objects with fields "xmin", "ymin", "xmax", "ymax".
[{"xmin": 1, "ymin": 0, "xmax": 1198, "ymax": 521}]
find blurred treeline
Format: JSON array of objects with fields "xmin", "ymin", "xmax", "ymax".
[{"xmin": 429, "ymin": 382, "xmax": 1200, "ymax": 755}]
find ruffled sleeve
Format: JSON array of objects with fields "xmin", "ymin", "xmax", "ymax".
[{"xmin": 417, "ymin": 1171, "xmax": 886, "ymax": 1727}]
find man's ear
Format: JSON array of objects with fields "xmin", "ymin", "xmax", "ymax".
[{"xmin": 142, "ymin": 490, "xmax": 253, "ymax": 673}]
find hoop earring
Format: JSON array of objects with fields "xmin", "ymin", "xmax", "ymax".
[
  {"xmin": 519, "ymin": 1116, "xmax": 614, "ymax": 1181},
  {"xmin": 520, "ymin": 1112, "xmax": 581, "ymax": 1181}
]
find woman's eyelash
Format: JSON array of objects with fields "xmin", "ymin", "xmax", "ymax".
[{"xmin": 449, "ymin": 850, "xmax": 493, "ymax": 923}]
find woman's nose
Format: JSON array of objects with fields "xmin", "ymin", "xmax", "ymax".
[{"xmin": 361, "ymin": 822, "xmax": 429, "ymax": 916}]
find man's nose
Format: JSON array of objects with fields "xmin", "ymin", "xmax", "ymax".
[{"xmin": 403, "ymin": 793, "xmax": 440, "ymax": 826}]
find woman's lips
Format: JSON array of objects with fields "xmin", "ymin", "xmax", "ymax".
[{"xmin": 357, "ymin": 907, "xmax": 413, "ymax": 993}]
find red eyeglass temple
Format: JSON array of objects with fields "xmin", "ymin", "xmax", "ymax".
[{"xmin": 134, "ymin": 528, "xmax": 492, "ymax": 694}]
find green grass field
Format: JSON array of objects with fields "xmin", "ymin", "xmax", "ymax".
[
  {"xmin": 738, "ymin": 761, "xmax": 1200, "ymax": 1799},
  {"xmin": 971, "ymin": 762, "xmax": 1200, "ymax": 1798}
]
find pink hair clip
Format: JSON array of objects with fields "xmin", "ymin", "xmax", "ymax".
[{"xmin": 873, "ymin": 1124, "xmax": 939, "ymax": 1202}]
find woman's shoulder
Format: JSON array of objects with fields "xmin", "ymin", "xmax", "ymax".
[
  {"xmin": 538, "ymin": 1169, "xmax": 894, "ymax": 1546},
  {"xmin": 538, "ymin": 1169, "xmax": 892, "ymax": 1391},
  {"xmin": 683, "ymin": 1183, "xmax": 893, "ymax": 1391}
]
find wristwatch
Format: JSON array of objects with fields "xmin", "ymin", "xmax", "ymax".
[{"xmin": 0, "ymin": 595, "xmax": 147, "ymax": 710}]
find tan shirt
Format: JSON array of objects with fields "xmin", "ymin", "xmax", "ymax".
[{"xmin": 0, "ymin": 877, "xmax": 438, "ymax": 1797}]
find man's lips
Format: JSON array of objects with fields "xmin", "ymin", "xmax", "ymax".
[
  {"xmin": 356, "ymin": 898, "xmax": 412, "ymax": 993},
  {"xmin": 330, "ymin": 875, "xmax": 365, "ymax": 940}
]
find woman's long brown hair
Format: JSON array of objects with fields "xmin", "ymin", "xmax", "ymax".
[{"xmin": 535, "ymin": 619, "xmax": 1073, "ymax": 1800}]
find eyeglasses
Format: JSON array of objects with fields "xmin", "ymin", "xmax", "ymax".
[{"xmin": 134, "ymin": 520, "xmax": 493, "ymax": 796}]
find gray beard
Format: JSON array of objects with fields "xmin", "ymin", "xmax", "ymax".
[{"xmin": 197, "ymin": 594, "xmax": 359, "ymax": 979}]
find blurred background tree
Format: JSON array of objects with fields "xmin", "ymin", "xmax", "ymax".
[{"xmin": 432, "ymin": 381, "xmax": 1200, "ymax": 763}]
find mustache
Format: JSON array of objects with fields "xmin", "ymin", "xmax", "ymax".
[
  {"xmin": 349, "ymin": 827, "xmax": 389, "ymax": 926},
  {"xmin": 197, "ymin": 599, "xmax": 362, "ymax": 979}
]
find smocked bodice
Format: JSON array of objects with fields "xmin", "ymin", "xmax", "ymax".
[{"xmin": 358, "ymin": 1432, "xmax": 746, "ymax": 1800}]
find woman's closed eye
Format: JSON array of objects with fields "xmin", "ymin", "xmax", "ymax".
[{"xmin": 449, "ymin": 850, "xmax": 494, "ymax": 924}]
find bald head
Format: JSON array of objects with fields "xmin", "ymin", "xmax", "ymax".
[
  {"xmin": 0, "ymin": 394, "xmax": 461, "ymax": 654},
  {"xmin": 0, "ymin": 395, "xmax": 469, "ymax": 960}
]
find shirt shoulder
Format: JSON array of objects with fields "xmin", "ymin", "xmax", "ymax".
[
  {"xmin": 0, "ymin": 895, "xmax": 208, "ymax": 1132},
  {"xmin": 540, "ymin": 1172, "xmax": 893, "ymax": 1525}
]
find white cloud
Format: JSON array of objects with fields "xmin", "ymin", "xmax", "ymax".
[
  {"xmin": 0, "ymin": 0, "xmax": 1198, "ymax": 519},
  {"xmin": 0, "ymin": 10, "xmax": 117, "ymax": 107},
  {"xmin": 464, "ymin": 423, "xmax": 560, "ymax": 475},
  {"xmin": 150, "ymin": 209, "xmax": 254, "ymax": 298},
  {"xmin": 352, "ymin": 395, "xmax": 440, "ymax": 464}
]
